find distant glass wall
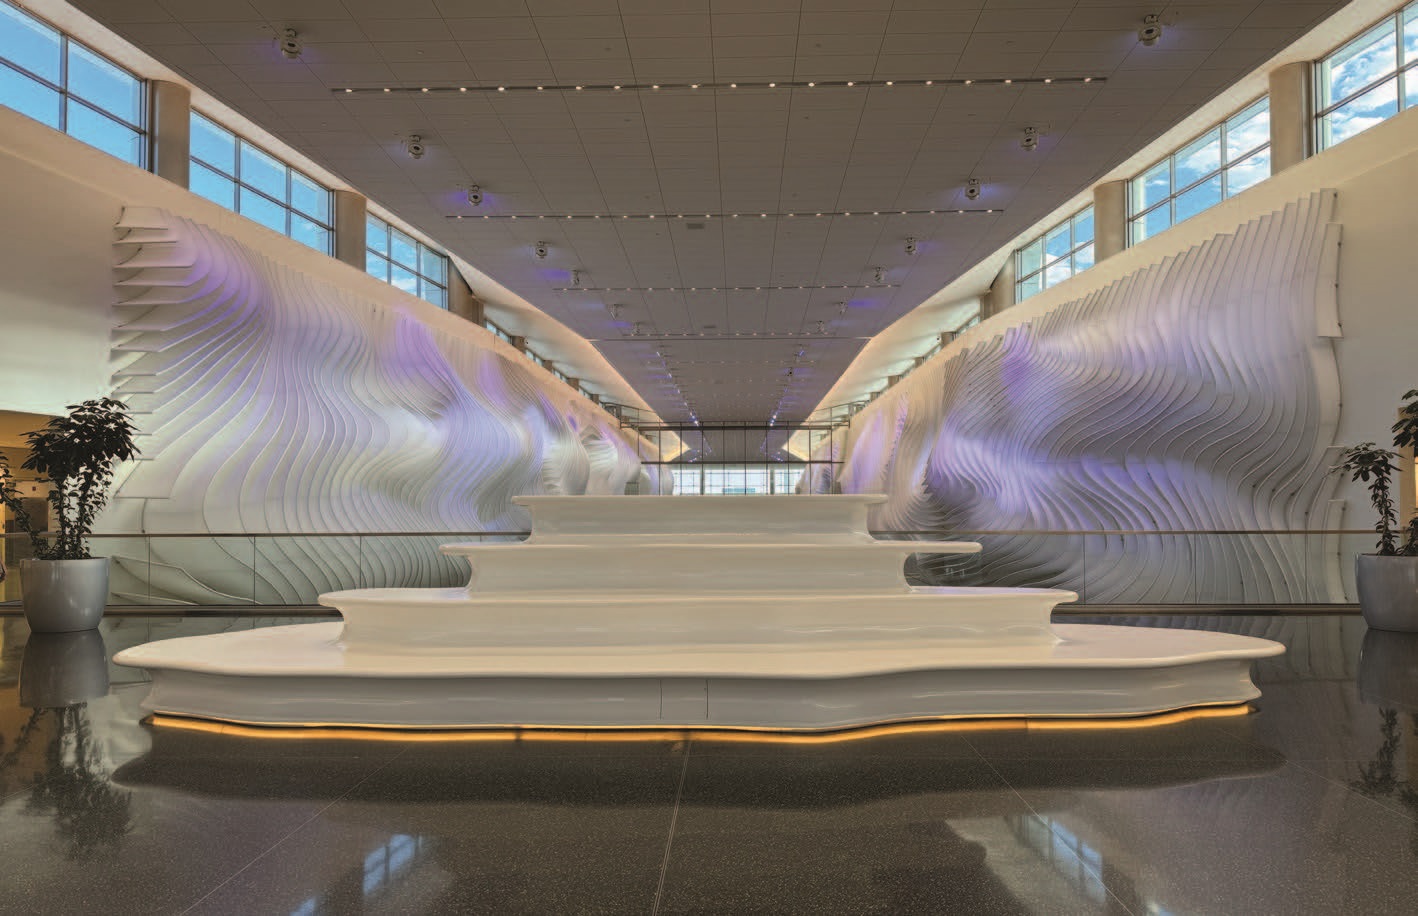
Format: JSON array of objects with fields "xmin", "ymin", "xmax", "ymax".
[
  {"xmin": 1129, "ymin": 97, "xmax": 1270, "ymax": 244},
  {"xmin": 189, "ymin": 112, "xmax": 333, "ymax": 254},
  {"xmin": 0, "ymin": 2, "xmax": 144, "ymax": 166},
  {"xmin": 366, "ymin": 214, "xmax": 448, "ymax": 308},
  {"xmin": 1317, "ymin": 1, "xmax": 1418, "ymax": 150},
  {"xmin": 1015, "ymin": 206, "xmax": 1094, "ymax": 301},
  {"xmin": 669, "ymin": 464, "xmax": 806, "ymax": 495}
]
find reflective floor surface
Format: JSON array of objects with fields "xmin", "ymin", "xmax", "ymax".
[{"xmin": 1, "ymin": 613, "xmax": 1416, "ymax": 915}]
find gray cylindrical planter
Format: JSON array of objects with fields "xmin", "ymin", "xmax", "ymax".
[
  {"xmin": 19, "ymin": 557, "xmax": 110, "ymax": 633},
  {"xmin": 1356, "ymin": 554, "xmax": 1418, "ymax": 632}
]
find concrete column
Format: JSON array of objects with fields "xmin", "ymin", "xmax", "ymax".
[
  {"xmin": 1093, "ymin": 179, "xmax": 1127, "ymax": 261},
  {"xmin": 939, "ymin": 331, "xmax": 955, "ymax": 349},
  {"xmin": 887, "ymin": 374, "xmax": 902, "ymax": 387},
  {"xmin": 448, "ymin": 272, "xmax": 485, "ymax": 324},
  {"xmin": 332, "ymin": 190, "xmax": 367, "ymax": 271},
  {"xmin": 148, "ymin": 80, "xmax": 191, "ymax": 187},
  {"xmin": 510, "ymin": 336, "xmax": 527, "ymax": 352},
  {"xmin": 565, "ymin": 377, "xmax": 581, "ymax": 391},
  {"xmin": 1269, "ymin": 61, "xmax": 1314, "ymax": 174},
  {"xmin": 983, "ymin": 256, "xmax": 1016, "ymax": 318}
]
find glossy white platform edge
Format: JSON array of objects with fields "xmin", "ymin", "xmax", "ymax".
[
  {"xmin": 115, "ymin": 496, "xmax": 1285, "ymax": 730},
  {"xmin": 827, "ymin": 192, "xmax": 1343, "ymax": 604}
]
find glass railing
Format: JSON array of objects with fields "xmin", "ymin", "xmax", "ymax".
[
  {"xmin": 1, "ymin": 532, "xmax": 523, "ymax": 607},
  {"xmin": 879, "ymin": 529, "xmax": 1372, "ymax": 605},
  {"xmin": 1, "ymin": 529, "xmax": 1374, "ymax": 608},
  {"xmin": 804, "ymin": 401, "xmax": 868, "ymax": 425}
]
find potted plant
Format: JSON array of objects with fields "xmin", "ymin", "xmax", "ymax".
[
  {"xmin": 1333, "ymin": 389, "xmax": 1418, "ymax": 631},
  {"xmin": 0, "ymin": 398, "xmax": 138, "ymax": 632}
]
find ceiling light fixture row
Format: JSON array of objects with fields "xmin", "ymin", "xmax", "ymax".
[
  {"xmin": 449, "ymin": 208, "xmax": 997, "ymax": 221},
  {"xmin": 338, "ymin": 76, "xmax": 1104, "ymax": 96},
  {"xmin": 555, "ymin": 284, "xmax": 899, "ymax": 292}
]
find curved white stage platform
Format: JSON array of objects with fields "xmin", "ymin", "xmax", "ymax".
[{"xmin": 115, "ymin": 496, "xmax": 1284, "ymax": 730}]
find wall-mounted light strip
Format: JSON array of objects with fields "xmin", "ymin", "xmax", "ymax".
[
  {"xmin": 337, "ymin": 76, "xmax": 1103, "ymax": 96},
  {"xmin": 449, "ymin": 209, "xmax": 997, "ymax": 220},
  {"xmin": 554, "ymin": 284, "xmax": 899, "ymax": 292}
]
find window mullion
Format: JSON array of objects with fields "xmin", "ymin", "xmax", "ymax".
[
  {"xmin": 68, "ymin": 96, "xmax": 140, "ymax": 133},
  {"xmin": 1317, "ymin": 71, "xmax": 1399, "ymax": 118},
  {"xmin": 57, "ymin": 34, "xmax": 67, "ymax": 133},
  {"xmin": 0, "ymin": 58, "xmax": 64, "ymax": 94}
]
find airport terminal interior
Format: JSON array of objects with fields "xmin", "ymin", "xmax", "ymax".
[{"xmin": 4, "ymin": 0, "xmax": 1418, "ymax": 913}]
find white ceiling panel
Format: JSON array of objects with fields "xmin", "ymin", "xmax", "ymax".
[{"xmin": 75, "ymin": 0, "xmax": 1346, "ymax": 421}]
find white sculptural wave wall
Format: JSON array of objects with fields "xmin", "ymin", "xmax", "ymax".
[
  {"xmin": 835, "ymin": 192, "xmax": 1345, "ymax": 603},
  {"xmin": 103, "ymin": 207, "xmax": 649, "ymax": 604}
]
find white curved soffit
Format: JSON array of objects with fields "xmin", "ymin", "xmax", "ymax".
[
  {"xmin": 102, "ymin": 207, "xmax": 644, "ymax": 604},
  {"xmin": 836, "ymin": 191, "xmax": 1344, "ymax": 603}
]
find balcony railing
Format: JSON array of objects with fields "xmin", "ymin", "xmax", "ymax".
[{"xmin": 1, "ymin": 529, "xmax": 1376, "ymax": 608}]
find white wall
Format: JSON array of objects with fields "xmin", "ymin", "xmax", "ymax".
[
  {"xmin": 0, "ymin": 106, "xmax": 629, "ymax": 417},
  {"xmin": 0, "ymin": 107, "xmax": 658, "ymax": 603},
  {"xmin": 834, "ymin": 107, "xmax": 1418, "ymax": 602}
]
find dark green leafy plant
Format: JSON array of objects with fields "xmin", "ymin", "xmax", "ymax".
[
  {"xmin": 1333, "ymin": 390, "xmax": 1418, "ymax": 557},
  {"xmin": 0, "ymin": 398, "xmax": 139, "ymax": 561}
]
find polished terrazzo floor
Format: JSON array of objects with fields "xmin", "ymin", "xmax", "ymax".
[{"xmin": 0, "ymin": 612, "xmax": 1415, "ymax": 915}]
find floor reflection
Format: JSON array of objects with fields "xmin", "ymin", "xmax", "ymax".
[
  {"xmin": 3, "ymin": 629, "xmax": 132, "ymax": 864},
  {"xmin": 1, "ymin": 612, "xmax": 1416, "ymax": 915}
]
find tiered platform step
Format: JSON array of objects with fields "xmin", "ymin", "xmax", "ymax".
[{"xmin": 115, "ymin": 495, "xmax": 1284, "ymax": 729}]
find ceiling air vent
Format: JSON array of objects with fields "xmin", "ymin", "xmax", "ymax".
[{"xmin": 686, "ymin": 222, "xmax": 706, "ymax": 230}]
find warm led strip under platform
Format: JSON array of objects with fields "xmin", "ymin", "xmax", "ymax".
[{"xmin": 148, "ymin": 704, "xmax": 1252, "ymax": 743}]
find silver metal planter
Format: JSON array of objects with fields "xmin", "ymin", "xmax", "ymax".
[
  {"xmin": 1355, "ymin": 554, "xmax": 1418, "ymax": 632},
  {"xmin": 19, "ymin": 557, "xmax": 110, "ymax": 633}
]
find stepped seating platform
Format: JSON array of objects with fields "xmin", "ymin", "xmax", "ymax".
[{"xmin": 115, "ymin": 495, "xmax": 1284, "ymax": 730}]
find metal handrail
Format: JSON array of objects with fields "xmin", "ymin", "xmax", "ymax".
[
  {"xmin": 875, "ymin": 528, "xmax": 1375, "ymax": 537},
  {"xmin": 2, "ymin": 531, "xmax": 529, "ymax": 539},
  {"xmin": 1, "ymin": 528, "xmax": 1377, "ymax": 539}
]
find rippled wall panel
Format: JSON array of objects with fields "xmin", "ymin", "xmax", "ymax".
[
  {"xmin": 836, "ymin": 192, "xmax": 1344, "ymax": 602},
  {"xmin": 102, "ymin": 207, "xmax": 645, "ymax": 604}
]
